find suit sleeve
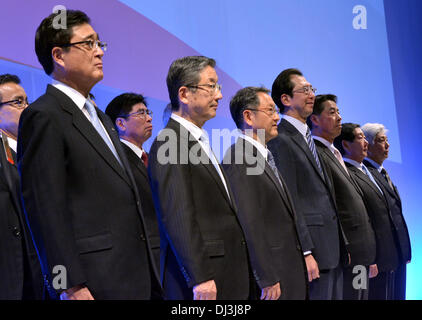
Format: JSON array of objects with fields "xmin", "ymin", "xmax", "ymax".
[
  {"xmin": 17, "ymin": 107, "xmax": 87, "ymax": 293},
  {"xmin": 268, "ymin": 135, "xmax": 315, "ymax": 253},
  {"xmin": 222, "ymin": 162, "xmax": 279, "ymax": 289},
  {"xmin": 148, "ymin": 138, "xmax": 214, "ymax": 288}
]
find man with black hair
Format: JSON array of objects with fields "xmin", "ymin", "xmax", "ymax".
[
  {"xmin": 222, "ymin": 86, "xmax": 307, "ymax": 300},
  {"xmin": 310, "ymin": 96, "xmax": 377, "ymax": 300},
  {"xmin": 267, "ymin": 68, "xmax": 347, "ymax": 300},
  {"xmin": 0, "ymin": 74, "xmax": 43, "ymax": 300},
  {"xmin": 18, "ymin": 10, "xmax": 161, "ymax": 300}
]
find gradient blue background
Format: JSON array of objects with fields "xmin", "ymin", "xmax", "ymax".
[{"xmin": 0, "ymin": 0, "xmax": 420, "ymax": 299}]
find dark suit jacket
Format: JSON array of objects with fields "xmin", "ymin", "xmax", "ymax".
[
  {"xmin": 346, "ymin": 162, "xmax": 400, "ymax": 272},
  {"xmin": 17, "ymin": 85, "xmax": 161, "ymax": 299},
  {"xmin": 267, "ymin": 119, "xmax": 347, "ymax": 271},
  {"xmin": 363, "ymin": 160, "xmax": 411, "ymax": 262},
  {"xmin": 222, "ymin": 138, "xmax": 307, "ymax": 300},
  {"xmin": 0, "ymin": 138, "xmax": 43, "ymax": 299},
  {"xmin": 121, "ymin": 143, "xmax": 160, "ymax": 270},
  {"xmin": 315, "ymin": 140, "xmax": 376, "ymax": 266},
  {"xmin": 148, "ymin": 118, "xmax": 250, "ymax": 300}
]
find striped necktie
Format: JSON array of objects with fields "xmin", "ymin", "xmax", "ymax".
[
  {"xmin": 267, "ymin": 149, "xmax": 285, "ymax": 192},
  {"xmin": 306, "ymin": 127, "xmax": 324, "ymax": 176}
]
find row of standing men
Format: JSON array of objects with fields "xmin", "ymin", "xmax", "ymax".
[{"xmin": 0, "ymin": 9, "xmax": 411, "ymax": 300}]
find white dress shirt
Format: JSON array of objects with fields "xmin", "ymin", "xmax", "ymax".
[
  {"xmin": 239, "ymin": 132, "xmax": 268, "ymax": 160},
  {"xmin": 282, "ymin": 114, "xmax": 309, "ymax": 143},
  {"xmin": 170, "ymin": 113, "xmax": 231, "ymax": 198},
  {"xmin": 7, "ymin": 136, "xmax": 17, "ymax": 153},
  {"xmin": 120, "ymin": 139, "xmax": 145, "ymax": 160},
  {"xmin": 52, "ymin": 79, "xmax": 114, "ymax": 146},
  {"xmin": 364, "ymin": 157, "xmax": 384, "ymax": 173}
]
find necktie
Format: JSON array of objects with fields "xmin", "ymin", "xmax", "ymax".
[
  {"xmin": 199, "ymin": 133, "xmax": 231, "ymax": 200},
  {"xmin": 141, "ymin": 151, "xmax": 148, "ymax": 167},
  {"xmin": 306, "ymin": 128, "xmax": 324, "ymax": 176},
  {"xmin": 84, "ymin": 99, "xmax": 122, "ymax": 167},
  {"xmin": 381, "ymin": 168, "xmax": 394, "ymax": 191},
  {"xmin": 267, "ymin": 149, "xmax": 285, "ymax": 192},
  {"xmin": 333, "ymin": 147, "xmax": 349, "ymax": 176},
  {"xmin": 362, "ymin": 164, "xmax": 383, "ymax": 195}
]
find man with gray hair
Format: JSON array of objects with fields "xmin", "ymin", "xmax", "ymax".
[
  {"xmin": 361, "ymin": 123, "xmax": 411, "ymax": 299},
  {"xmin": 148, "ymin": 56, "xmax": 250, "ymax": 300}
]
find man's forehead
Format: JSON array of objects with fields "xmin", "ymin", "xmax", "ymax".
[
  {"xmin": 71, "ymin": 23, "xmax": 99, "ymax": 40},
  {"xmin": 258, "ymin": 92, "xmax": 274, "ymax": 106},
  {"xmin": 131, "ymin": 102, "xmax": 147, "ymax": 110},
  {"xmin": 291, "ymin": 74, "xmax": 310, "ymax": 87},
  {"xmin": 0, "ymin": 82, "xmax": 26, "ymax": 98},
  {"xmin": 323, "ymin": 100, "xmax": 338, "ymax": 111},
  {"xmin": 199, "ymin": 66, "xmax": 218, "ymax": 82}
]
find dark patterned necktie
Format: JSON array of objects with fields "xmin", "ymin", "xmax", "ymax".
[
  {"xmin": 306, "ymin": 127, "xmax": 323, "ymax": 176},
  {"xmin": 141, "ymin": 152, "xmax": 148, "ymax": 167},
  {"xmin": 267, "ymin": 149, "xmax": 285, "ymax": 192},
  {"xmin": 381, "ymin": 168, "xmax": 394, "ymax": 191}
]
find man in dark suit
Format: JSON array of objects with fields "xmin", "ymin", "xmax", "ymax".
[
  {"xmin": 309, "ymin": 96, "xmax": 377, "ymax": 300},
  {"xmin": 148, "ymin": 56, "xmax": 250, "ymax": 300},
  {"xmin": 361, "ymin": 123, "xmax": 411, "ymax": 299},
  {"xmin": 222, "ymin": 86, "xmax": 307, "ymax": 300},
  {"xmin": 267, "ymin": 68, "xmax": 347, "ymax": 300},
  {"xmin": 0, "ymin": 74, "xmax": 43, "ymax": 299},
  {"xmin": 334, "ymin": 123, "xmax": 403, "ymax": 300},
  {"xmin": 105, "ymin": 93, "xmax": 160, "ymax": 274},
  {"xmin": 17, "ymin": 10, "xmax": 161, "ymax": 299}
]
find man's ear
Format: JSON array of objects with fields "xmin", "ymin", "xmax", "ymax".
[
  {"xmin": 115, "ymin": 117, "xmax": 126, "ymax": 133},
  {"xmin": 51, "ymin": 47, "xmax": 66, "ymax": 69},
  {"xmin": 242, "ymin": 109, "xmax": 254, "ymax": 128},
  {"xmin": 342, "ymin": 140, "xmax": 350, "ymax": 153},
  {"xmin": 280, "ymin": 94, "xmax": 291, "ymax": 108},
  {"xmin": 310, "ymin": 114, "xmax": 319, "ymax": 128},
  {"xmin": 178, "ymin": 86, "xmax": 190, "ymax": 106}
]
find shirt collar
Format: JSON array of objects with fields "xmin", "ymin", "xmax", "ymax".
[
  {"xmin": 6, "ymin": 136, "xmax": 17, "ymax": 153},
  {"xmin": 171, "ymin": 113, "xmax": 204, "ymax": 141},
  {"xmin": 312, "ymin": 135, "xmax": 336, "ymax": 154},
  {"xmin": 120, "ymin": 138, "xmax": 144, "ymax": 160},
  {"xmin": 282, "ymin": 114, "xmax": 309, "ymax": 138},
  {"xmin": 364, "ymin": 157, "xmax": 383, "ymax": 172},
  {"xmin": 52, "ymin": 79, "xmax": 88, "ymax": 111},
  {"xmin": 239, "ymin": 132, "xmax": 268, "ymax": 160},
  {"xmin": 344, "ymin": 157, "xmax": 363, "ymax": 171}
]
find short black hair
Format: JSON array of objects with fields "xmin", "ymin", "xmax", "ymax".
[
  {"xmin": 334, "ymin": 122, "xmax": 360, "ymax": 155},
  {"xmin": 307, "ymin": 94, "xmax": 337, "ymax": 129},
  {"xmin": 271, "ymin": 68, "xmax": 303, "ymax": 113},
  {"xmin": 35, "ymin": 10, "xmax": 91, "ymax": 75},
  {"xmin": 166, "ymin": 56, "xmax": 216, "ymax": 111},
  {"xmin": 105, "ymin": 93, "xmax": 148, "ymax": 128},
  {"xmin": 230, "ymin": 86, "xmax": 270, "ymax": 129},
  {"xmin": 0, "ymin": 74, "xmax": 21, "ymax": 100}
]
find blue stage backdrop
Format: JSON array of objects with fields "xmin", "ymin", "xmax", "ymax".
[{"xmin": 1, "ymin": 0, "xmax": 421, "ymax": 299}]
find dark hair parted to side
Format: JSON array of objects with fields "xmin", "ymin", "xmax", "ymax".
[
  {"xmin": 307, "ymin": 94, "xmax": 338, "ymax": 129},
  {"xmin": 166, "ymin": 56, "xmax": 216, "ymax": 111},
  {"xmin": 35, "ymin": 10, "xmax": 90, "ymax": 75},
  {"xmin": 0, "ymin": 74, "xmax": 21, "ymax": 100},
  {"xmin": 230, "ymin": 86, "xmax": 270, "ymax": 129},
  {"xmin": 105, "ymin": 93, "xmax": 148, "ymax": 128},
  {"xmin": 334, "ymin": 122, "xmax": 360, "ymax": 156},
  {"xmin": 271, "ymin": 68, "xmax": 303, "ymax": 113}
]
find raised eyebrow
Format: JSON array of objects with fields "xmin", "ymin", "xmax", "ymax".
[{"xmin": 82, "ymin": 33, "xmax": 99, "ymax": 41}]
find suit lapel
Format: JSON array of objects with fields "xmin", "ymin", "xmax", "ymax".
[
  {"xmin": 122, "ymin": 143, "xmax": 148, "ymax": 180},
  {"xmin": 48, "ymin": 86, "xmax": 132, "ymax": 188},
  {"xmin": 364, "ymin": 160, "xmax": 400, "ymax": 202},
  {"xmin": 348, "ymin": 164, "xmax": 385, "ymax": 201},
  {"xmin": 281, "ymin": 119, "xmax": 326, "ymax": 182}
]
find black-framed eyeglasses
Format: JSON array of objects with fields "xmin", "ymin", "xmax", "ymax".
[
  {"xmin": 292, "ymin": 86, "xmax": 317, "ymax": 95},
  {"xmin": 60, "ymin": 40, "xmax": 107, "ymax": 51},
  {"xmin": 118, "ymin": 109, "xmax": 153, "ymax": 119},
  {"xmin": 245, "ymin": 107, "xmax": 280, "ymax": 116},
  {"xmin": 0, "ymin": 97, "xmax": 29, "ymax": 109},
  {"xmin": 186, "ymin": 83, "xmax": 222, "ymax": 95}
]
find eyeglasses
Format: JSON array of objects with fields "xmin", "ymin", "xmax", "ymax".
[
  {"xmin": 118, "ymin": 109, "xmax": 153, "ymax": 119},
  {"xmin": 0, "ymin": 97, "xmax": 29, "ymax": 109},
  {"xmin": 186, "ymin": 83, "xmax": 222, "ymax": 95},
  {"xmin": 245, "ymin": 107, "xmax": 280, "ymax": 117},
  {"xmin": 61, "ymin": 40, "xmax": 107, "ymax": 52},
  {"xmin": 292, "ymin": 86, "xmax": 317, "ymax": 95}
]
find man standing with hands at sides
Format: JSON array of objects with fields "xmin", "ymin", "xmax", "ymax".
[
  {"xmin": 309, "ymin": 96, "xmax": 377, "ymax": 300},
  {"xmin": 335, "ymin": 123, "xmax": 402, "ymax": 300},
  {"xmin": 361, "ymin": 123, "xmax": 411, "ymax": 300},
  {"xmin": 18, "ymin": 10, "xmax": 161, "ymax": 299},
  {"xmin": 0, "ymin": 74, "xmax": 43, "ymax": 300},
  {"xmin": 222, "ymin": 87, "xmax": 307, "ymax": 300},
  {"xmin": 267, "ymin": 69, "xmax": 348, "ymax": 300},
  {"xmin": 148, "ymin": 56, "xmax": 250, "ymax": 300}
]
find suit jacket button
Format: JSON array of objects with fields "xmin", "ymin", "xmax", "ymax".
[
  {"xmin": 296, "ymin": 244, "xmax": 301, "ymax": 251},
  {"xmin": 241, "ymin": 240, "xmax": 246, "ymax": 245},
  {"xmin": 13, "ymin": 227, "xmax": 21, "ymax": 237},
  {"xmin": 140, "ymin": 234, "xmax": 146, "ymax": 241}
]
